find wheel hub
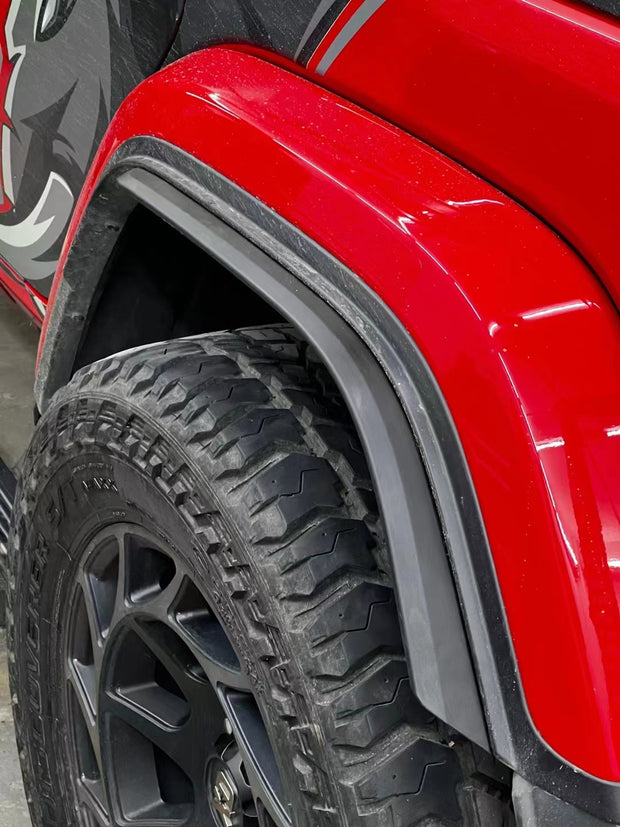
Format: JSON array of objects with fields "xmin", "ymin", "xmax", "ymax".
[{"xmin": 209, "ymin": 760, "xmax": 239, "ymax": 827}]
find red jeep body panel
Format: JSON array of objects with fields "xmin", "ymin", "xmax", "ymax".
[{"xmin": 41, "ymin": 46, "xmax": 620, "ymax": 783}]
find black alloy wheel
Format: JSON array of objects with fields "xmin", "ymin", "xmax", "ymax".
[{"xmin": 65, "ymin": 522, "xmax": 285, "ymax": 826}]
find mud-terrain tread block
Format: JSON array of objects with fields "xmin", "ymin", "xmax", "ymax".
[
  {"xmin": 211, "ymin": 408, "xmax": 303, "ymax": 463},
  {"xmin": 243, "ymin": 454, "xmax": 342, "ymax": 524},
  {"xmin": 184, "ymin": 379, "xmax": 272, "ymax": 437},
  {"xmin": 333, "ymin": 661, "xmax": 434, "ymax": 748},
  {"xmin": 278, "ymin": 519, "xmax": 376, "ymax": 598},
  {"xmin": 314, "ymin": 423, "xmax": 372, "ymax": 483},
  {"xmin": 308, "ymin": 584, "xmax": 401, "ymax": 678},
  {"xmin": 358, "ymin": 739, "xmax": 462, "ymax": 820}
]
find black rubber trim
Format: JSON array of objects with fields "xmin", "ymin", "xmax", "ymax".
[{"xmin": 34, "ymin": 137, "xmax": 620, "ymax": 823}]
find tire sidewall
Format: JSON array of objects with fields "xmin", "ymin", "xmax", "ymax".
[{"xmin": 12, "ymin": 400, "xmax": 331, "ymax": 827}]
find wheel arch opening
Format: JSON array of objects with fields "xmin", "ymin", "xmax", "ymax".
[
  {"xmin": 37, "ymin": 160, "xmax": 492, "ymax": 763},
  {"xmin": 73, "ymin": 205, "xmax": 285, "ymax": 370}
]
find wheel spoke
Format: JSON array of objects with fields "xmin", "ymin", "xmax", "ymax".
[
  {"xmin": 67, "ymin": 662, "xmax": 100, "ymax": 760},
  {"xmin": 128, "ymin": 616, "xmax": 214, "ymax": 704},
  {"xmin": 245, "ymin": 762, "xmax": 291, "ymax": 827},
  {"xmin": 111, "ymin": 528, "xmax": 128, "ymax": 627},
  {"xmin": 139, "ymin": 567, "xmax": 186, "ymax": 621},
  {"xmin": 65, "ymin": 523, "xmax": 293, "ymax": 827},
  {"xmin": 224, "ymin": 692, "xmax": 291, "ymax": 827},
  {"xmin": 78, "ymin": 526, "xmax": 127, "ymax": 662},
  {"xmin": 101, "ymin": 688, "xmax": 202, "ymax": 783},
  {"xmin": 171, "ymin": 576, "xmax": 252, "ymax": 693},
  {"xmin": 76, "ymin": 780, "xmax": 112, "ymax": 826},
  {"xmin": 193, "ymin": 640, "xmax": 253, "ymax": 695},
  {"xmin": 115, "ymin": 526, "xmax": 186, "ymax": 616},
  {"xmin": 66, "ymin": 661, "xmax": 111, "ymax": 822},
  {"xmin": 76, "ymin": 570, "xmax": 107, "ymax": 673}
]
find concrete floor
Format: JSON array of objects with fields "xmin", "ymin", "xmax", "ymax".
[
  {"xmin": 0, "ymin": 290, "xmax": 39, "ymax": 469},
  {"xmin": 0, "ymin": 288, "xmax": 38, "ymax": 826},
  {"xmin": 0, "ymin": 631, "xmax": 31, "ymax": 826}
]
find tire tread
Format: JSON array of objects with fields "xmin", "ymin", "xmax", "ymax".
[{"xmin": 9, "ymin": 325, "xmax": 513, "ymax": 827}]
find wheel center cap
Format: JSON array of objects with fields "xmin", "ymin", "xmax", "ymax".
[{"xmin": 209, "ymin": 762, "xmax": 238, "ymax": 827}]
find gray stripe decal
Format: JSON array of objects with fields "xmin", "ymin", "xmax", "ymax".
[
  {"xmin": 295, "ymin": 0, "xmax": 341, "ymax": 60},
  {"xmin": 315, "ymin": 0, "xmax": 387, "ymax": 75}
]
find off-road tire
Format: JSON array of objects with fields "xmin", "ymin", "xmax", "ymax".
[{"xmin": 8, "ymin": 325, "xmax": 513, "ymax": 826}]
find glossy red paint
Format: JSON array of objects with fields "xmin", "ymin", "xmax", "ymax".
[
  {"xmin": 41, "ymin": 48, "xmax": 620, "ymax": 781},
  {"xmin": 315, "ymin": 0, "xmax": 620, "ymax": 311}
]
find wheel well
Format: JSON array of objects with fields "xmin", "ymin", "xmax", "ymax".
[
  {"xmin": 74, "ymin": 206, "xmax": 284, "ymax": 369},
  {"xmin": 38, "ymin": 160, "xmax": 489, "ymax": 759}
]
